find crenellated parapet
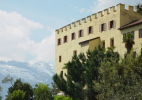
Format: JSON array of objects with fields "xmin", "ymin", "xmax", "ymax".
[{"xmin": 56, "ymin": 3, "xmax": 136, "ymax": 34}]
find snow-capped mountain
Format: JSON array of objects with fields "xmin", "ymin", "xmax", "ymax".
[{"xmin": 0, "ymin": 60, "xmax": 54, "ymax": 100}]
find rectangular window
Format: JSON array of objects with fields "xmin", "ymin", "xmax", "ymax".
[
  {"xmin": 64, "ymin": 35, "xmax": 68, "ymax": 43},
  {"xmin": 123, "ymin": 33, "xmax": 126, "ymax": 42},
  {"xmin": 110, "ymin": 38, "xmax": 114, "ymax": 47},
  {"xmin": 71, "ymin": 33, "xmax": 75, "ymax": 40},
  {"xmin": 102, "ymin": 41, "xmax": 105, "ymax": 48},
  {"xmin": 133, "ymin": 51, "xmax": 136, "ymax": 58},
  {"xmin": 131, "ymin": 31, "xmax": 134, "ymax": 40},
  {"xmin": 139, "ymin": 29, "xmax": 142, "ymax": 38},
  {"xmin": 79, "ymin": 29, "xmax": 83, "ymax": 37},
  {"xmin": 59, "ymin": 56, "xmax": 61, "ymax": 62},
  {"xmin": 110, "ymin": 20, "xmax": 114, "ymax": 29},
  {"xmin": 57, "ymin": 38, "xmax": 61, "ymax": 45},
  {"xmin": 124, "ymin": 54, "xmax": 127, "ymax": 59},
  {"xmin": 101, "ymin": 23, "xmax": 106, "ymax": 31},
  {"xmin": 123, "ymin": 33, "xmax": 126, "ymax": 38},
  {"xmin": 88, "ymin": 26, "xmax": 93, "ymax": 34},
  {"xmin": 73, "ymin": 50, "xmax": 77, "ymax": 55}
]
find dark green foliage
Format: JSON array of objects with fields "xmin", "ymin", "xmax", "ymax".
[
  {"xmin": 136, "ymin": 4, "xmax": 142, "ymax": 15},
  {"xmin": 53, "ymin": 46, "xmax": 119, "ymax": 100},
  {"xmin": 123, "ymin": 33, "xmax": 135, "ymax": 54},
  {"xmin": 53, "ymin": 72, "xmax": 68, "ymax": 95},
  {"xmin": 8, "ymin": 90, "xmax": 25, "ymax": 100},
  {"xmin": 2, "ymin": 75, "xmax": 14, "ymax": 85},
  {"xmin": 85, "ymin": 47, "xmax": 119, "ymax": 100},
  {"xmin": 96, "ymin": 52, "xmax": 142, "ymax": 100},
  {"xmin": 6, "ymin": 79, "xmax": 33, "ymax": 100},
  {"xmin": 54, "ymin": 95, "xmax": 72, "ymax": 100},
  {"xmin": 34, "ymin": 83, "xmax": 53, "ymax": 100},
  {"xmin": 0, "ymin": 86, "xmax": 2, "ymax": 100},
  {"xmin": 53, "ymin": 45, "xmax": 142, "ymax": 100},
  {"xmin": 53, "ymin": 54, "xmax": 85, "ymax": 100},
  {"xmin": 84, "ymin": 47, "xmax": 104, "ymax": 100},
  {"xmin": 51, "ymin": 82, "xmax": 60, "ymax": 95}
]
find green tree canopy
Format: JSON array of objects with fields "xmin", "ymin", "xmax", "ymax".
[
  {"xmin": 8, "ymin": 90, "xmax": 25, "ymax": 100},
  {"xmin": 34, "ymin": 82, "xmax": 53, "ymax": 100},
  {"xmin": 123, "ymin": 33, "xmax": 135, "ymax": 54},
  {"xmin": 0, "ymin": 86, "xmax": 2, "ymax": 100},
  {"xmin": 136, "ymin": 4, "xmax": 142, "ymax": 15},
  {"xmin": 6, "ymin": 79, "xmax": 33, "ymax": 100},
  {"xmin": 2, "ymin": 75, "xmax": 14, "ymax": 86},
  {"xmin": 53, "ymin": 46, "xmax": 119, "ymax": 100},
  {"xmin": 96, "ymin": 51, "xmax": 142, "ymax": 100}
]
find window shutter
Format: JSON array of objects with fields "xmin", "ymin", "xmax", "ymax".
[
  {"xmin": 82, "ymin": 29, "xmax": 84, "ymax": 37},
  {"xmin": 88, "ymin": 27, "xmax": 89, "ymax": 34},
  {"xmin": 104, "ymin": 23, "xmax": 107, "ymax": 31},
  {"xmin": 99, "ymin": 24, "xmax": 101, "ymax": 32},
  {"xmin": 113, "ymin": 20, "xmax": 116, "ymax": 29},
  {"xmin": 140, "ymin": 29, "xmax": 142, "ymax": 38},
  {"xmin": 108, "ymin": 21, "xmax": 110, "ymax": 30},
  {"xmin": 139, "ymin": 30, "xmax": 140, "ymax": 38},
  {"xmin": 78, "ymin": 31, "xmax": 80, "ymax": 37},
  {"xmin": 63, "ymin": 36, "xmax": 65, "ymax": 43},
  {"xmin": 91, "ymin": 26, "xmax": 93, "ymax": 33}
]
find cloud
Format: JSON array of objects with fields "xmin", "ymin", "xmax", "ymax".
[
  {"xmin": 72, "ymin": 0, "xmax": 141, "ymax": 15},
  {"xmin": 0, "ymin": 10, "xmax": 55, "ymax": 64},
  {"xmin": 89, "ymin": 0, "xmax": 142, "ymax": 13},
  {"xmin": 27, "ymin": 30, "xmax": 55, "ymax": 64},
  {"xmin": 79, "ymin": 8, "xmax": 86, "ymax": 13}
]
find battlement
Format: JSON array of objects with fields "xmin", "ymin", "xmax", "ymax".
[{"xmin": 56, "ymin": 3, "xmax": 136, "ymax": 34}]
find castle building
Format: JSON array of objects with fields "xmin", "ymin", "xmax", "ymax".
[{"xmin": 55, "ymin": 3, "xmax": 142, "ymax": 74}]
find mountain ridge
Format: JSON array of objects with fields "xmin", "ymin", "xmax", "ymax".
[{"xmin": 0, "ymin": 60, "xmax": 54, "ymax": 100}]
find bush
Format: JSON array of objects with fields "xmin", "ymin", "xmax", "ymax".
[
  {"xmin": 34, "ymin": 83, "xmax": 53, "ymax": 100},
  {"xmin": 54, "ymin": 96, "xmax": 72, "ymax": 100},
  {"xmin": 9, "ymin": 90, "xmax": 25, "ymax": 100}
]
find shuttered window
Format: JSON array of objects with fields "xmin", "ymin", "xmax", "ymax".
[
  {"xmin": 64, "ymin": 35, "xmax": 68, "ymax": 43},
  {"xmin": 100, "ymin": 23, "xmax": 106, "ymax": 32},
  {"xmin": 73, "ymin": 50, "xmax": 77, "ymax": 55},
  {"xmin": 139, "ymin": 29, "xmax": 142, "ymax": 38},
  {"xmin": 110, "ymin": 38, "xmax": 114, "ymax": 47},
  {"xmin": 133, "ymin": 51, "xmax": 136, "ymax": 58},
  {"xmin": 109, "ymin": 20, "xmax": 116, "ymax": 29},
  {"xmin": 131, "ymin": 31, "xmax": 134, "ymax": 40},
  {"xmin": 79, "ymin": 29, "xmax": 83, "ymax": 37},
  {"xmin": 57, "ymin": 38, "xmax": 61, "ymax": 45},
  {"xmin": 88, "ymin": 26, "xmax": 93, "ymax": 34},
  {"xmin": 71, "ymin": 33, "xmax": 75, "ymax": 40},
  {"xmin": 102, "ymin": 41, "xmax": 105, "ymax": 48},
  {"xmin": 59, "ymin": 56, "xmax": 62, "ymax": 62}
]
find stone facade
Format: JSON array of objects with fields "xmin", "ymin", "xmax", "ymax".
[{"xmin": 55, "ymin": 3, "xmax": 142, "ymax": 74}]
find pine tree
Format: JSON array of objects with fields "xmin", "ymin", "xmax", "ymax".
[
  {"xmin": 53, "ymin": 55, "xmax": 86, "ymax": 100},
  {"xmin": 53, "ymin": 46, "xmax": 119, "ymax": 100}
]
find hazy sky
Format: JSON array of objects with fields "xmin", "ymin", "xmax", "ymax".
[{"xmin": 0, "ymin": 0, "xmax": 141, "ymax": 64}]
